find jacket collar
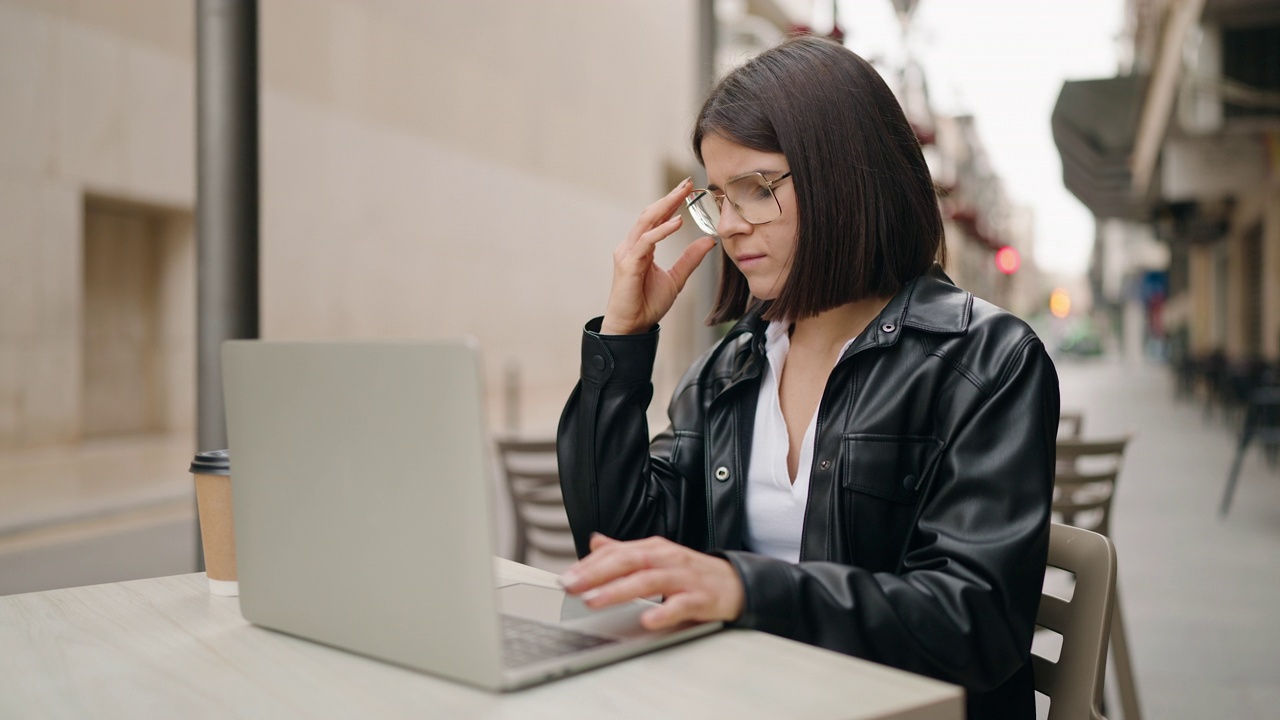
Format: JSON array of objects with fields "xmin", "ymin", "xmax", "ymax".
[
  {"xmin": 723, "ymin": 264, "xmax": 971, "ymax": 372},
  {"xmin": 855, "ymin": 264, "xmax": 972, "ymax": 352},
  {"xmin": 720, "ymin": 306, "xmax": 768, "ymax": 388}
]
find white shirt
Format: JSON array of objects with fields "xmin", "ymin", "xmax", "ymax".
[{"xmin": 745, "ymin": 321, "xmax": 857, "ymax": 562}]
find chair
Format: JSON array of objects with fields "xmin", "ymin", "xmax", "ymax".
[
  {"xmin": 1168, "ymin": 330, "xmax": 1193, "ymax": 401},
  {"xmin": 1220, "ymin": 386, "xmax": 1280, "ymax": 516},
  {"xmin": 1034, "ymin": 523, "xmax": 1118, "ymax": 720},
  {"xmin": 1053, "ymin": 437, "xmax": 1142, "ymax": 720},
  {"xmin": 1199, "ymin": 350, "xmax": 1228, "ymax": 420},
  {"xmin": 1218, "ymin": 359, "xmax": 1273, "ymax": 430},
  {"xmin": 494, "ymin": 437, "xmax": 577, "ymax": 567},
  {"xmin": 1058, "ymin": 411, "xmax": 1084, "ymax": 440},
  {"xmin": 1054, "ymin": 437, "xmax": 1128, "ymax": 536}
]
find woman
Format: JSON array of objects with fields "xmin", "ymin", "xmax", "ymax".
[{"xmin": 556, "ymin": 36, "xmax": 1058, "ymax": 719}]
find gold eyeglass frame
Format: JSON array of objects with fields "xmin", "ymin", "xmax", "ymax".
[{"xmin": 685, "ymin": 171, "xmax": 793, "ymax": 236}]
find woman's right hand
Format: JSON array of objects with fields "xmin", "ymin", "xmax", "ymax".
[{"xmin": 600, "ymin": 178, "xmax": 718, "ymax": 335}]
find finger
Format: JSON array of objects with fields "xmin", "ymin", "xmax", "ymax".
[
  {"xmin": 640, "ymin": 591, "xmax": 708, "ymax": 630},
  {"xmin": 581, "ymin": 567, "xmax": 686, "ymax": 610},
  {"xmin": 588, "ymin": 533, "xmax": 618, "ymax": 552},
  {"xmin": 565, "ymin": 544, "xmax": 650, "ymax": 592},
  {"xmin": 637, "ymin": 178, "xmax": 693, "ymax": 229},
  {"xmin": 560, "ymin": 537, "xmax": 640, "ymax": 592},
  {"xmin": 562, "ymin": 538, "xmax": 678, "ymax": 593},
  {"xmin": 667, "ymin": 236, "xmax": 718, "ymax": 292},
  {"xmin": 626, "ymin": 215, "xmax": 683, "ymax": 263}
]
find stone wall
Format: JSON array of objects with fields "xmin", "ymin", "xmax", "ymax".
[{"xmin": 0, "ymin": 0, "xmax": 711, "ymax": 450}]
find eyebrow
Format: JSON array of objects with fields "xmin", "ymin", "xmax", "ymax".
[{"xmin": 706, "ymin": 169, "xmax": 787, "ymax": 191}]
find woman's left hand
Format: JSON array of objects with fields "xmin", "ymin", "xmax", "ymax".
[{"xmin": 558, "ymin": 534, "xmax": 744, "ymax": 630}]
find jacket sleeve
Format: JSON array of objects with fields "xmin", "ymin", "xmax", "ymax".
[
  {"xmin": 556, "ymin": 318, "xmax": 708, "ymax": 558},
  {"xmin": 720, "ymin": 335, "xmax": 1059, "ymax": 692}
]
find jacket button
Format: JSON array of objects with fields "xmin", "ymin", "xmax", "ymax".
[
  {"xmin": 881, "ymin": 323, "xmax": 896, "ymax": 333},
  {"xmin": 818, "ymin": 460, "xmax": 830, "ymax": 470},
  {"xmin": 903, "ymin": 474, "xmax": 918, "ymax": 491},
  {"xmin": 714, "ymin": 466, "xmax": 730, "ymax": 481},
  {"xmin": 591, "ymin": 355, "xmax": 606, "ymax": 370}
]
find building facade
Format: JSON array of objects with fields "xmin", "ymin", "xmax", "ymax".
[
  {"xmin": 1054, "ymin": 0, "xmax": 1280, "ymax": 368},
  {"xmin": 928, "ymin": 112, "xmax": 1042, "ymax": 318},
  {"xmin": 0, "ymin": 0, "xmax": 818, "ymax": 591},
  {"xmin": 0, "ymin": 0, "xmax": 775, "ymax": 455}
]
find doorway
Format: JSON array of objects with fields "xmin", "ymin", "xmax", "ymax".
[{"xmin": 81, "ymin": 196, "xmax": 194, "ymax": 438}]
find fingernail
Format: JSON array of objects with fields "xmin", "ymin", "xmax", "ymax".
[
  {"xmin": 674, "ymin": 177, "xmax": 691, "ymax": 191},
  {"xmin": 582, "ymin": 588, "xmax": 602, "ymax": 604},
  {"xmin": 558, "ymin": 571, "xmax": 581, "ymax": 589}
]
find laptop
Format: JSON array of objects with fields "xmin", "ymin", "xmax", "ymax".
[{"xmin": 221, "ymin": 340, "xmax": 721, "ymax": 691}]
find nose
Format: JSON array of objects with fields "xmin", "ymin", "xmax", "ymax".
[{"xmin": 715, "ymin": 200, "xmax": 751, "ymax": 239}]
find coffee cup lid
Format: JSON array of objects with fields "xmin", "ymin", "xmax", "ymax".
[{"xmin": 190, "ymin": 449, "xmax": 231, "ymax": 475}]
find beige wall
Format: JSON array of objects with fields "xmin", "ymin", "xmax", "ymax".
[
  {"xmin": 0, "ymin": 0, "xmax": 711, "ymax": 449},
  {"xmin": 1221, "ymin": 184, "xmax": 1274, "ymax": 361},
  {"xmin": 1181, "ymin": 178, "xmax": 1280, "ymax": 362},
  {"xmin": 0, "ymin": 0, "xmax": 195, "ymax": 450},
  {"xmin": 257, "ymin": 0, "xmax": 707, "ymax": 435}
]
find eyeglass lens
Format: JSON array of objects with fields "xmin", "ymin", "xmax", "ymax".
[{"xmin": 684, "ymin": 174, "xmax": 783, "ymax": 236}]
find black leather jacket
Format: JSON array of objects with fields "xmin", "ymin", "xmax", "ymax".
[{"xmin": 558, "ymin": 272, "xmax": 1059, "ymax": 719}]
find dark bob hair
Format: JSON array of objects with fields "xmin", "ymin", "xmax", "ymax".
[{"xmin": 694, "ymin": 35, "xmax": 945, "ymax": 324}]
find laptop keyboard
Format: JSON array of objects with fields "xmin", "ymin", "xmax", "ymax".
[{"xmin": 501, "ymin": 614, "xmax": 617, "ymax": 667}]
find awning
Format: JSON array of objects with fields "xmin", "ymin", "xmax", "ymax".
[{"xmin": 1051, "ymin": 75, "xmax": 1152, "ymax": 220}]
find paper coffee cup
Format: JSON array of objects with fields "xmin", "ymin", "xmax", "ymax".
[{"xmin": 190, "ymin": 450, "xmax": 238, "ymax": 596}]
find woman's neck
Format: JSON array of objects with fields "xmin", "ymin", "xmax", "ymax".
[{"xmin": 787, "ymin": 296, "xmax": 891, "ymax": 354}]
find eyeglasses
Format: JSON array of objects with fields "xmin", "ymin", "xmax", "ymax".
[{"xmin": 684, "ymin": 171, "xmax": 793, "ymax": 237}]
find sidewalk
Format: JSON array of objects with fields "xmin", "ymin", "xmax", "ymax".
[
  {"xmin": 0, "ymin": 433, "xmax": 198, "ymax": 596},
  {"xmin": 1056, "ymin": 357, "xmax": 1280, "ymax": 719},
  {"xmin": 0, "ymin": 430, "xmax": 518, "ymax": 596}
]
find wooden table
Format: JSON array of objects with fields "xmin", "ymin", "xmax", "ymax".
[{"xmin": 0, "ymin": 560, "xmax": 963, "ymax": 719}]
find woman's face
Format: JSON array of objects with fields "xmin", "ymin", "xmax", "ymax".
[{"xmin": 700, "ymin": 134, "xmax": 798, "ymax": 302}]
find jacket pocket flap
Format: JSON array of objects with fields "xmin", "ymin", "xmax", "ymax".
[
  {"xmin": 669, "ymin": 430, "xmax": 704, "ymax": 480},
  {"xmin": 841, "ymin": 434, "xmax": 942, "ymax": 504}
]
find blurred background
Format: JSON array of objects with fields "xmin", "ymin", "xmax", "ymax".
[{"xmin": 1, "ymin": 0, "xmax": 1278, "ymax": 717}]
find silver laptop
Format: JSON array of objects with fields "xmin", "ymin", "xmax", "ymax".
[{"xmin": 221, "ymin": 340, "xmax": 720, "ymax": 691}]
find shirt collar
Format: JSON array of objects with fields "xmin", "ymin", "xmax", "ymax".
[
  {"xmin": 763, "ymin": 319, "xmax": 790, "ymax": 354},
  {"xmin": 761, "ymin": 320, "xmax": 792, "ymax": 383}
]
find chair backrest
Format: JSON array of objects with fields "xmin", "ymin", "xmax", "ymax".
[
  {"xmin": 1054, "ymin": 436, "xmax": 1130, "ymax": 536},
  {"xmin": 494, "ymin": 437, "xmax": 577, "ymax": 567},
  {"xmin": 1034, "ymin": 523, "xmax": 1118, "ymax": 720},
  {"xmin": 1058, "ymin": 411, "xmax": 1084, "ymax": 439}
]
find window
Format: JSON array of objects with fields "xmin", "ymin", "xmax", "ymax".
[{"xmin": 1221, "ymin": 24, "xmax": 1280, "ymax": 119}]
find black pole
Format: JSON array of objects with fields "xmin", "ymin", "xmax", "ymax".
[{"xmin": 195, "ymin": 0, "xmax": 259, "ymax": 569}]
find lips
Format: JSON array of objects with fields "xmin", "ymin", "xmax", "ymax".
[{"xmin": 735, "ymin": 254, "xmax": 767, "ymax": 269}]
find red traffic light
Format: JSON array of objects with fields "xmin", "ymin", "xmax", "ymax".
[{"xmin": 995, "ymin": 246, "xmax": 1020, "ymax": 275}]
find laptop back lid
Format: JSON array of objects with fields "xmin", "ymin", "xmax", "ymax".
[{"xmin": 222, "ymin": 340, "xmax": 505, "ymax": 689}]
